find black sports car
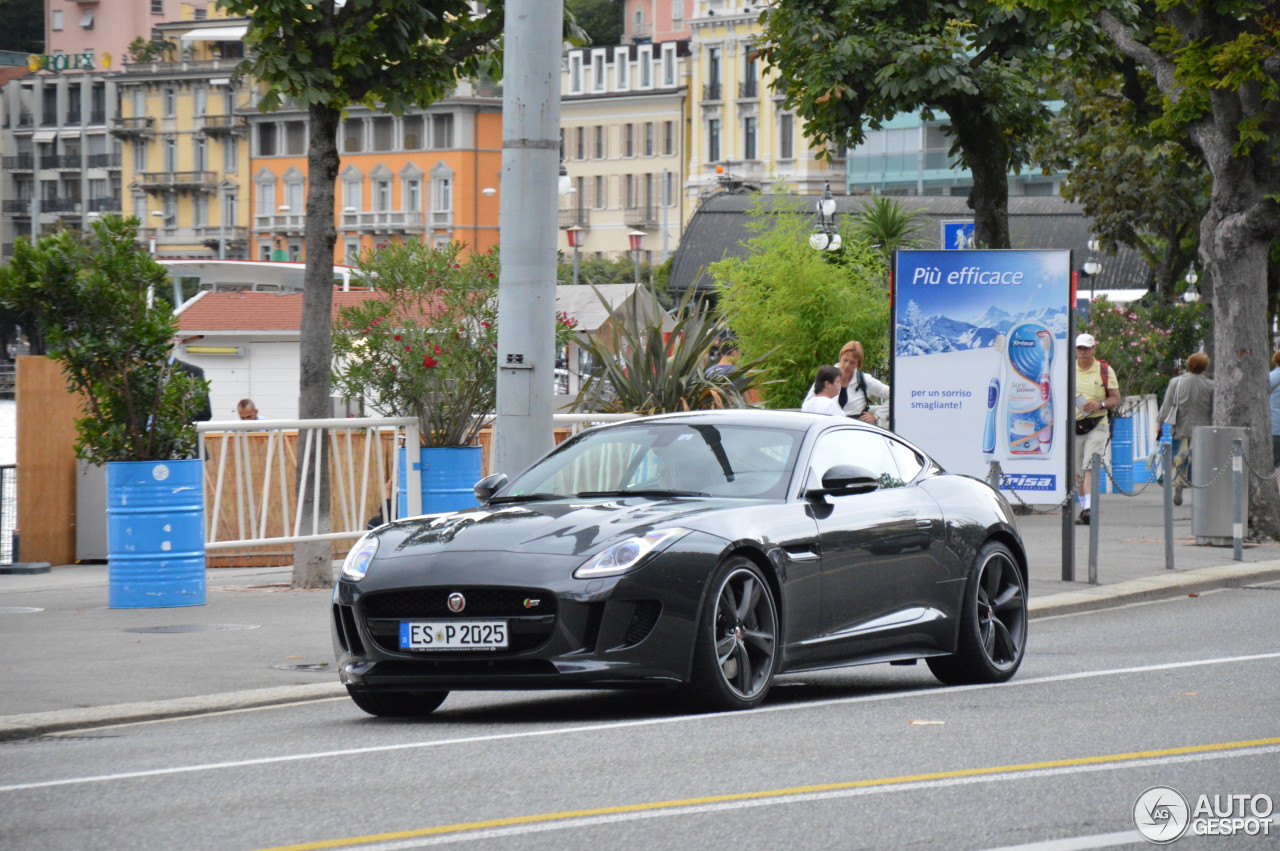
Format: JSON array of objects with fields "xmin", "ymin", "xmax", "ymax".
[{"xmin": 332, "ymin": 410, "xmax": 1028, "ymax": 716}]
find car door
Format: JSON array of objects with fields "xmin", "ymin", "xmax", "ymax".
[{"xmin": 805, "ymin": 427, "xmax": 948, "ymax": 658}]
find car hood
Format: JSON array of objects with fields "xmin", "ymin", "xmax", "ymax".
[{"xmin": 371, "ymin": 497, "xmax": 741, "ymax": 560}]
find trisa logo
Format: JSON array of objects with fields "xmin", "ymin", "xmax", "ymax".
[{"xmin": 1134, "ymin": 786, "xmax": 1274, "ymax": 843}]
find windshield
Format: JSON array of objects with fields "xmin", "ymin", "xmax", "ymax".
[{"xmin": 502, "ymin": 422, "xmax": 804, "ymax": 501}]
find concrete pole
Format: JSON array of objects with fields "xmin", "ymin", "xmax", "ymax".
[{"xmin": 493, "ymin": 0, "xmax": 563, "ymax": 478}]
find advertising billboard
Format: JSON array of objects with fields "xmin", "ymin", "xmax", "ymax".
[{"xmin": 893, "ymin": 249, "xmax": 1072, "ymax": 502}]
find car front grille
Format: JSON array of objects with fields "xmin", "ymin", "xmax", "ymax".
[{"xmin": 361, "ymin": 587, "xmax": 556, "ymax": 618}]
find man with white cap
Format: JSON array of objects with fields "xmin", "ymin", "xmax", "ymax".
[{"xmin": 1074, "ymin": 332, "xmax": 1122, "ymax": 525}]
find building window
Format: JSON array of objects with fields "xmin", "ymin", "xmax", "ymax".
[
  {"xmin": 644, "ymin": 122, "xmax": 654, "ymax": 157},
  {"xmin": 706, "ymin": 48, "xmax": 721, "ymax": 99},
  {"xmin": 256, "ymin": 179, "xmax": 276, "ymax": 215},
  {"xmin": 742, "ymin": 54, "xmax": 758, "ymax": 98},
  {"xmin": 574, "ymin": 126, "xmax": 585, "ymax": 160},
  {"xmin": 708, "ymin": 119, "xmax": 720, "ymax": 163},
  {"xmin": 372, "ymin": 116, "xmax": 394, "ymax": 151},
  {"xmin": 569, "ymin": 53, "xmax": 583, "ymax": 94},
  {"xmin": 285, "ymin": 121, "xmax": 306, "ymax": 155},
  {"xmin": 743, "ymin": 116, "xmax": 757, "ymax": 160},
  {"xmin": 193, "ymin": 135, "xmax": 207, "ymax": 171},
  {"xmin": 638, "ymin": 45, "xmax": 653, "ymax": 88},
  {"xmin": 625, "ymin": 174, "xmax": 635, "ymax": 209},
  {"xmin": 151, "ymin": 0, "xmax": 164, "ymax": 13},
  {"xmin": 163, "ymin": 136, "xmax": 177, "ymax": 172},
  {"xmin": 343, "ymin": 177, "xmax": 362, "ymax": 210},
  {"xmin": 593, "ymin": 175, "xmax": 605, "ymax": 209},
  {"xmin": 593, "ymin": 125, "xmax": 606, "ymax": 159},
  {"xmin": 80, "ymin": 8, "xmax": 95, "ymax": 29},
  {"xmin": 193, "ymin": 86, "xmax": 206, "ymax": 117},
  {"xmin": 431, "ymin": 114, "xmax": 453, "ymax": 148},
  {"xmin": 778, "ymin": 112, "xmax": 794, "ymax": 160},
  {"xmin": 133, "ymin": 89, "xmax": 146, "ymax": 119},
  {"xmin": 163, "ymin": 194, "xmax": 177, "ymax": 228},
  {"xmin": 222, "ymin": 136, "xmax": 237, "ymax": 172},
  {"xmin": 624, "ymin": 124, "xmax": 634, "ymax": 157},
  {"xmin": 403, "ymin": 115, "xmax": 423, "ymax": 149},
  {"xmin": 403, "ymin": 177, "xmax": 421, "ymax": 211},
  {"xmin": 163, "ymin": 88, "xmax": 176, "ymax": 117},
  {"xmin": 672, "ymin": 0, "xmax": 683, "ymax": 19},
  {"xmin": 342, "ymin": 118, "xmax": 363, "ymax": 153},
  {"xmin": 52, "ymin": 10, "xmax": 63, "ymax": 30},
  {"xmin": 257, "ymin": 123, "xmax": 277, "ymax": 156},
  {"xmin": 662, "ymin": 43, "xmax": 677, "ymax": 87},
  {"xmin": 663, "ymin": 170, "xmax": 675, "ymax": 207},
  {"xmin": 591, "ymin": 49, "xmax": 607, "ymax": 91},
  {"xmin": 222, "ymin": 189, "xmax": 237, "ymax": 228},
  {"xmin": 373, "ymin": 179, "xmax": 391, "ymax": 211},
  {"xmin": 663, "ymin": 120, "xmax": 675, "ymax": 156},
  {"xmin": 194, "ymin": 193, "xmax": 208, "ymax": 227},
  {"xmin": 134, "ymin": 140, "xmax": 147, "ymax": 172},
  {"xmin": 616, "ymin": 47, "xmax": 629, "ymax": 90},
  {"xmin": 283, "ymin": 175, "xmax": 304, "ymax": 212},
  {"xmin": 432, "ymin": 177, "xmax": 452, "ymax": 213}
]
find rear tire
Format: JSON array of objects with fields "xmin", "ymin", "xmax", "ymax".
[
  {"xmin": 684, "ymin": 557, "xmax": 779, "ymax": 712},
  {"xmin": 927, "ymin": 541, "xmax": 1027, "ymax": 686},
  {"xmin": 346, "ymin": 687, "xmax": 449, "ymax": 717}
]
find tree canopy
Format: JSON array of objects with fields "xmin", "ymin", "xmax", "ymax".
[{"xmin": 757, "ymin": 0, "xmax": 1059, "ymax": 248}]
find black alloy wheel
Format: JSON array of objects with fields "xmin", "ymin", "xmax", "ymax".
[
  {"xmin": 346, "ymin": 687, "xmax": 449, "ymax": 718},
  {"xmin": 686, "ymin": 557, "xmax": 779, "ymax": 711},
  {"xmin": 928, "ymin": 540, "xmax": 1027, "ymax": 685}
]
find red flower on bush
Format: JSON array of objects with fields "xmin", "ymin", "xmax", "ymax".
[{"xmin": 422, "ymin": 355, "xmax": 438, "ymax": 369}]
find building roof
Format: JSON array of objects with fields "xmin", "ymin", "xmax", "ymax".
[{"xmin": 669, "ymin": 194, "xmax": 1150, "ymax": 295}]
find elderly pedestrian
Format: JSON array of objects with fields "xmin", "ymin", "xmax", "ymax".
[
  {"xmin": 1157, "ymin": 353, "xmax": 1213, "ymax": 505},
  {"xmin": 1074, "ymin": 333, "xmax": 1121, "ymax": 525}
]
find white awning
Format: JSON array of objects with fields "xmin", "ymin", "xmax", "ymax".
[{"xmin": 180, "ymin": 25, "xmax": 248, "ymax": 44}]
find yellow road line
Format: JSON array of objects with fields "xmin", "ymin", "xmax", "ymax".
[{"xmin": 257, "ymin": 736, "xmax": 1280, "ymax": 850}]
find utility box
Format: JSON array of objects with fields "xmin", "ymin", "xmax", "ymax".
[
  {"xmin": 76, "ymin": 460, "xmax": 108, "ymax": 560},
  {"xmin": 1191, "ymin": 426, "xmax": 1248, "ymax": 546}
]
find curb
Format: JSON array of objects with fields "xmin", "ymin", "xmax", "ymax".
[
  {"xmin": 3, "ymin": 562, "xmax": 1278, "ymax": 742},
  {"xmin": 0, "ymin": 682, "xmax": 345, "ymax": 742},
  {"xmin": 1028, "ymin": 561, "xmax": 1280, "ymax": 618}
]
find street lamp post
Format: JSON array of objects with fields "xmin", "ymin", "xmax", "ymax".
[
  {"xmin": 808, "ymin": 182, "xmax": 842, "ymax": 252},
  {"xmin": 1183, "ymin": 267, "xmax": 1200, "ymax": 303},
  {"xmin": 1083, "ymin": 238, "xmax": 1102, "ymax": 300},
  {"xmin": 628, "ymin": 230, "xmax": 646, "ymax": 284},
  {"xmin": 567, "ymin": 225, "xmax": 585, "ymax": 286}
]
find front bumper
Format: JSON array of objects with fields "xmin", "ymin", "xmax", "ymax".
[{"xmin": 332, "ymin": 534, "xmax": 726, "ymax": 692}]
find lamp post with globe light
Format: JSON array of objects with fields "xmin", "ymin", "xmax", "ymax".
[
  {"xmin": 808, "ymin": 183, "xmax": 842, "ymax": 253},
  {"xmin": 1183, "ymin": 267, "xmax": 1200, "ymax": 303},
  {"xmin": 1082, "ymin": 238, "xmax": 1102, "ymax": 301}
]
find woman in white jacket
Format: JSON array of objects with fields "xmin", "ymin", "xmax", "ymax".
[{"xmin": 803, "ymin": 340, "xmax": 889, "ymax": 423}]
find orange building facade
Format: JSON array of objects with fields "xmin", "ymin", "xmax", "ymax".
[{"xmin": 246, "ymin": 86, "xmax": 502, "ymax": 265}]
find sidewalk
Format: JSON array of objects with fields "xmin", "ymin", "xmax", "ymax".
[{"xmin": 1, "ymin": 487, "xmax": 1277, "ymax": 740}]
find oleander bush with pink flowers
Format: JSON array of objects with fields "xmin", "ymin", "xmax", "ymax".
[
  {"xmin": 332, "ymin": 241, "xmax": 576, "ymax": 447},
  {"xmin": 1079, "ymin": 296, "xmax": 1209, "ymax": 400}
]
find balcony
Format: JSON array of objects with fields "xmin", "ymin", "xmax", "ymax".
[
  {"xmin": 558, "ymin": 208, "xmax": 590, "ymax": 228},
  {"xmin": 139, "ymin": 171, "xmax": 217, "ymax": 192},
  {"xmin": 702, "ymin": 82, "xmax": 722, "ymax": 101},
  {"xmin": 2, "ymin": 155, "xmax": 34, "ymax": 170},
  {"xmin": 40, "ymin": 155, "xmax": 82, "ymax": 170},
  {"xmin": 623, "ymin": 207, "xmax": 658, "ymax": 228},
  {"xmin": 196, "ymin": 226, "xmax": 249, "ymax": 249},
  {"xmin": 86, "ymin": 153, "xmax": 121, "ymax": 169},
  {"xmin": 200, "ymin": 114, "xmax": 248, "ymax": 136},
  {"xmin": 253, "ymin": 212, "xmax": 306, "ymax": 235},
  {"xmin": 66, "ymin": 111, "xmax": 82, "ymax": 126},
  {"xmin": 738, "ymin": 79, "xmax": 758, "ymax": 99},
  {"xmin": 86, "ymin": 197, "xmax": 121, "ymax": 212},
  {"xmin": 2, "ymin": 200, "xmax": 32, "ymax": 214},
  {"xmin": 110, "ymin": 116, "xmax": 155, "ymax": 139},
  {"xmin": 89, "ymin": 110, "xmax": 106, "ymax": 124},
  {"xmin": 338, "ymin": 210, "xmax": 427, "ymax": 233},
  {"xmin": 41, "ymin": 199, "xmax": 82, "ymax": 213},
  {"xmin": 15, "ymin": 113, "xmax": 33, "ymax": 128}
]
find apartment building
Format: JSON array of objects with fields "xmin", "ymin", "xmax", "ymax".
[
  {"xmin": 559, "ymin": 40, "xmax": 689, "ymax": 265},
  {"xmin": 247, "ymin": 88, "xmax": 502, "ymax": 265},
  {"xmin": 112, "ymin": 17, "xmax": 252, "ymax": 259}
]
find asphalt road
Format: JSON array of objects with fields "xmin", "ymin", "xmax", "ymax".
[{"xmin": 2, "ymin": 580, "xmax": 1278, "ymax": 851}]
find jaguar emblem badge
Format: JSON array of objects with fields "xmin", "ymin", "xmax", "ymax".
[{"xmin": 447, "ymin": 592, "xmax": 466, "ymax": 613}]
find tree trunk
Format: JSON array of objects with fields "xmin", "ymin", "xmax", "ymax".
[
  {"xmin": 291, "ymin": 103, "xmax": 342, "ymax": 589},
  {"xmin": 947, "ymin": 102, "xmax": 1012, "ymax": 249}
]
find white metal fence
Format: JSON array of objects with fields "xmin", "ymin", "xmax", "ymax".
[{"xmin": 197, "ymin": 413, "xmax": 638, "ymax": 553}]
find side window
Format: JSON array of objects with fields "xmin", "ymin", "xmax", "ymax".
[
  {"xmin": 808, "ymin": 429, "xmax": 906, "ymax": 490},
  {"xmin": 885, "ymin": 438, "xmax": 925, "ymax": 483}
]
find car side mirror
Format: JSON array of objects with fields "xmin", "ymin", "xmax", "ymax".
[
  {"xmin": 806, "ymin": 464, "xmax": 879, "ymax": 499},
  {"xmin": 473, "ymin": 473, "xmax": 508, "ymax": 502}
]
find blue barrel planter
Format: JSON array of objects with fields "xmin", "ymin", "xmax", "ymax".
[
  {"xmin": 107, "ymin": 459, "xmax": 206, "ymax": 609},
  {"xmin": 397, "ymin": 445, "xmax": 483, "ymax": 517},
  {"xmin": 1108, "ymin": 416, "xmax": 1135, "ymax": 494}
]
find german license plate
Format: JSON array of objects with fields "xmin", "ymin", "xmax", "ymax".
[{"xmin": 399, "ymin": 621, "xmax": 508, "ymax": 650}]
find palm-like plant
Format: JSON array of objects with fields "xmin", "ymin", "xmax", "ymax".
[
  {"xmin": 850, "ymin": 196, "xmax": 930, "ymax": 258},
  {"xmin": 573, "ymin": 286, "xmax": 768, "ymax": 414}
]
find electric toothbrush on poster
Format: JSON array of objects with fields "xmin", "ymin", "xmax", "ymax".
[{"xmin": 982, "ymin": 333, "xmax": 1004, "ymax": 457}]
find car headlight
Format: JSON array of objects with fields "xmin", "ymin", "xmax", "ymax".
[
  {"xmin": 574, "ymin": 528, "xmax": 690, "ymax": 579},
  {"xmin": 341, "ymin": 535, "xmax": 379, "ymax": 580}
]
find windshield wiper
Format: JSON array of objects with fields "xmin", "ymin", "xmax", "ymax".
[
  {"xmin": 576, "ymin": 489, "xmax": 707, "ymax": 499},
  {"xmin": 488, "ymin": 492, "xmax": 565, "ymax": 504}
]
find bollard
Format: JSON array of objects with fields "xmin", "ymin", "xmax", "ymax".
[
  {"xmin": 987, "ymin": 460, "xmax": 1002, "ymax": 491},
  {"xmin": 1232, "ymin": 438, "xmax": 1243, "ymax": 561},
  {"xmin": 1089, "ymin": 451, "xmax": 1101, "ymax": 585},
  {"xmin": 1163, "ymin": 441, "xmax": 1175, "ymax": 570}
]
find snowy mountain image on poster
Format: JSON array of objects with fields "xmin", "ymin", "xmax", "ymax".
[{"xmin": 895, "ymin": 251, "xmax": 1070, "ymax": 357}]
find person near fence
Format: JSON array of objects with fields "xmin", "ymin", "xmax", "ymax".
[
  {"xmin": 236, "ymin": 398, "xmax": 260, "ymax": 420},
  {"xmin": 1074, "ymin": 333, "xmax": 1121, "ymax": 525},
  {"xmin": 1270, "ymin": 349, "xmax": 1280, "ymax": 469},
  {"xmin": 801, "ymin": 365, "xmax": 845, "ymax": 416},
  {"xmin": 1157, "ymin": 353, "xmax": 1213, "ymax": 505}
]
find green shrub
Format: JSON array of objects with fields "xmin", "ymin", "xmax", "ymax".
[{"xmin": 1080, "ymin": 296, "xmax": 1210, "ymax": 400}]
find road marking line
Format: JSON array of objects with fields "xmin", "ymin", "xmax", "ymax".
[
  {"xmin": 3, "ymin": 651, "xmax": 1278, "ymax": 794},
  {"xmin": 251, "ymin": 740, "xmax": 1280, "ymax": 850}
]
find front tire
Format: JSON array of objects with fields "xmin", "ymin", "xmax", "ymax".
[
  {"xmin": 928, "ymin": 541, "xmax": 1027, "ymax": 686},
  {"xmin": 346, "ymin": 687, "xmax": 449, "ymax": 717},
  {"xmin": 684, "ymin": 557, "xmax": 779, "ymax": 712}
]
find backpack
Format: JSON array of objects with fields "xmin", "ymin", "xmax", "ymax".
[{"xmin": 837, "ymin": 370, "xmax": 870, "ymax": 414}]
